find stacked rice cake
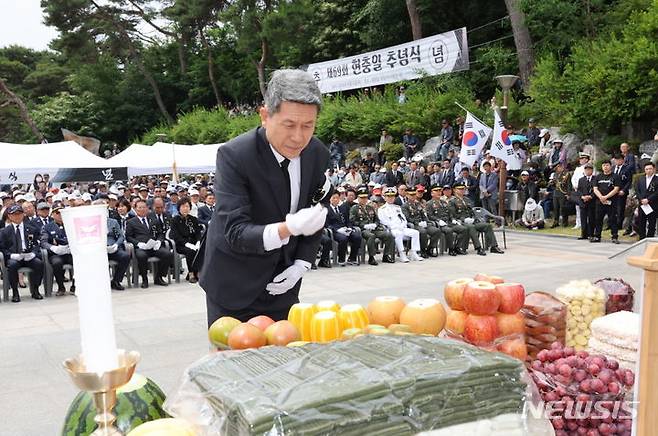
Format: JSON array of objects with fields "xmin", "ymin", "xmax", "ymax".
[{"xmin": 587, "ymin": 310, "xmax": 639, "ymax": 369}]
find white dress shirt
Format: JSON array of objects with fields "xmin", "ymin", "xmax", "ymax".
[{"xmin": 263, "ymin": 145, "xmax": 302, "ymax": 252}]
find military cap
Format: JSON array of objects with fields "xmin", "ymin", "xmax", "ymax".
[
  {"xmin": 138, "ymin": 185, "xmax": 148, "ymax": 192},
  {"xmin": 406, "ymin": 186, "xmax": 417, "ymax": 194},
  {"xmin": 452, "ymin": 181, "xmax": 466, "ymax": 189},
  {"xmin": 416, "ymin": 184, "xmax": 426, "ymax": 192},
  {"xmin": 51, "ymin": 202, "xmax": 65, "ymax": 212},
  {"xmin": 7, "ymin": 204, "xmax": 23, "ymax": 214},
  {"xmin": 383, "ymin": 186, "xmax": 397, "ymax": 196},
  {"xmin": 579, "ymin": 152, "xmax": 590, "ymax": 159},
  {"xmin": 356, "ymin": 186, "xmax": 369, "ymax": 197},
  {"xmin": 442, "ymin": 184, "xmax": 452, "ymax": 190},
  {"xmin": 584, "ymin": 162, "xmax": 594, "ymax": 169},
  {"xmin": 431, "ymin": 184, "xmax": 442, "ymax": 191}
]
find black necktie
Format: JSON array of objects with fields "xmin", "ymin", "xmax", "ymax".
[
  {"xmin": 281, "ymin": 159, "xmax": 291, "ymax": 213},
  {"xmin": 158, "ymin": 215, "xmax": 164, "ymax": 226},
  {"xmin": 15, "ymin": 225, "xmax": 22, "ymax": 252},
  {"xmin": 141, "ymin": 217, "xmax": 148, "ymax": 228}
]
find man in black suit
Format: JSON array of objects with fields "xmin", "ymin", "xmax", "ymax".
[
  {"xmin": 197, "ymin": 192, "xmax": 215, "ymax": 226},
  {"xmin": 30, "ymin": 202, "xmax": 53, "ymax": 232},
  {"xmin": 148, "ymin": 197, "xmax": 171, "ymax": 238},
  {"xmin": 612, "ymin": 154, "xmax": 633, "ymax": 231},
  {"xmin": 338, "ymin": 188, "xmax": 355, "ymax": 224},
  {"xmin": 385, "ymin": 162, "xmax": 404, "ymax": 187},
  {"xmin": 326, "ymin": 191, "xmax": 362, "ymax": 266},
  {"xmin": 200, "ymin": 69, "xmax": 330, "ymax": 326},
  {"xmin": 0, "ymin": 204, "xmax": 43, "ymax": 302},
  {"xmin": 456, "ymin": 167, "xmax": 478, "ymax": 206},
  {"xmin": 576, "ymin": 163, "xmax": 596, "ymax": 240},
  {"xmin": 125, "ymin": 199, "xmax": 173, "ymax": 288},
  {"xmin": 635, "ymin": 161, "xmax": 658, "ymax": 239},
  {"xmin": 436, "ymin": 159, "xmax": 455, "ymax": 188}
]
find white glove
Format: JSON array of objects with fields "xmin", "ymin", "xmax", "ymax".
[
  {"xmin": 153, "ymin": 240, "xmax": 162, "ymax": 251},
  {"xmin": 22, "ymin": 252, "xmax": 36, "ymax": 261},
  {"xmin": 185, "ymin": 242, "xmax": 198, "ymax": 251},
  {"xmin": 451, "ymin": 219, "xmax": 459, "ymax": 225},
  {"xmin": 364, "ymin": 223, "xmax": 377, "ymax": 230},
  {"xmin": 285, "ymin": 204, "xmax": 328, "ymax": 236},
  {"xmin": 419, "ymin": 221, "xmax": 427, "ymax": 228},
  {"xmin": 62, "ymin": 246, "xmax": 71, "ymax": 255},
  {"xmin": 438, "ymin": 220, "xmax": 447, "ymax": 227},
  {"xmin": 464, "ymin": 217, "xmax": 475, "ymax": 225},
  {"xmin": 137, "ymin": 242, "xmax": 148, "ymax": 250},
  {"xmin": 337, "ymin": 226, "xmax": 352, "ymax": 236},
  {"xmin": 10, "ymin": 253, "xmax": 22, "ymax": 261},
  {"xmin": 146, "ymin": 239, "xmax": 157, "ymax": 249},
  {"xmin": 50, "ymin": 245, "xmax": 65, "ymax": 255},
  {"xmin": 266, "ymin": 261, "xmax": 309, "ymax": 295},
  {"xmin": 107, "ymin": 244, "xmax": 118, "ymax": 254},
  {"xmin": 195, "ymin": 241, "xmax": 201, "ymax": 250}
]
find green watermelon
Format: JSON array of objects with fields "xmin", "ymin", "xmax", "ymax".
[{"xmin": 62, "ymin": 374, "xmax": 169, "ymax": 436}]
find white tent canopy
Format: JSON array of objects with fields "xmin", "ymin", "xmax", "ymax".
[
  {"xmin": 0, "ymin": 141, "xmax": 128, "ymax": 184},
  {"xmin": 107, "ymin": 142, "xmax": 222, "ymax": 177}
]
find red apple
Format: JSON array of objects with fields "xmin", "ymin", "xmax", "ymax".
[
  {"xmin": 445, "ymin": 309, "xmax": 468, "ymax": 334},
  {"xmin": 228, "ymin": 323, "xmax": 267, "ymax": 349},
  {"xmin": 464, "ymin": 314, "xmax": 499, "ymax": 345},
  {"xmin": 463, "ymin": 281, "xmax": 501, "ymax": 315},
  {"xmin": 473, "ymin": 273, "xmax": 490, "ymax": 282},
  {"xmin": 264, "ymin": 320, "xmax": 300, "ymax": 346},
  {"xmin": 495, "ymin": 312, "xmax": 526, "ymax": 336},
  {"xmin": 498, "ymin": 338, "xmax": 528, "ymax": 360},
  {"xmin": 443, "ymin": 278, "xmax": 473, "ymax": 311},
  {"xmin": 247, "ymin": 315, "xmax": 275, "ymax": 331},
  {"xmin": 495, "ymin": 282, "xmax": 526, "ymax": 314}
]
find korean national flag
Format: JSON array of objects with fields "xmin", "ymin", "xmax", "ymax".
[
  {"xmin": 490, "ymin": 109, "xmax": 517, "ymax": 166},
  {"xmin": 459, "ymin": 111, "xmax": 492, "ymax": 167}
]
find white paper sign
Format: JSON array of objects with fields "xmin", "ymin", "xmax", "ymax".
[{"xmin": 306, "ymin": 28, "xmax": 469, "ymax": 94}]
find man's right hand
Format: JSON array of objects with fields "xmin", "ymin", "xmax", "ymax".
[
  {"xmin": 10, "ymin": 253, "xmax": 22, "ymax": 261},
  {"xmin": 641, "ymin": 199, "xmax": 649, "ymax": 205},
  {"xmin": 364, "ymin": 223, "xmax": 377, "ymax": 231},
  {"xmin": 285, "ymin": 204, "xmax": 327, "ymax": 236},
  {"xmin": 137, "ymin": 242, "xmax": 148, "ymax": 250}
]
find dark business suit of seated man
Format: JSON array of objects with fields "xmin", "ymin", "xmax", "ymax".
[
  {"xmin": 0, "ymin": 205, "xmax": 44, "ymax": 302},
  {"xmin": 125, "ymin": 200, "xmax": 173, "ymax": 288},
  {"xmin": 200, "ymin": 71, "xmax": 329, "ymax": 326},
  {"xmin": 325, "ymin": 195, "xmax": 362, "ymax": 265}
]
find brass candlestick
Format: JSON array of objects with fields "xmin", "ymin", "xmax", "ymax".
[{"xmin": 63, "ymin": 350, "xmax": 140, "ymax": 436}]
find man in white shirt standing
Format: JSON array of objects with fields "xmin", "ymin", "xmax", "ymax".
[{"xmin": 570, "ymin": 152, "xmax": 591, "ymax": 230}]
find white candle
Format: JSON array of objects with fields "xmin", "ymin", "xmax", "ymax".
[{"xmin": 61, "ymin": 205, "xmax": 119, "ymax": 373}]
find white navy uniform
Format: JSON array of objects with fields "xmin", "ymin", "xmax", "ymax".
[{"xmin": 377, "ymin": 202, "xmax": 421, "ymax": 255}]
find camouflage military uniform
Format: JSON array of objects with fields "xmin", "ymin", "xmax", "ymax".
[
  {"xmin": 350, "ymin": 202, "xmax": 395, "ymax": 258},
  {"xmin": 402, "ymin": 199, "xmax": 441, "ymax": 256},
  {"xmin": 425, "ymin": 197, "xmax": 465, "ymax": 253},
  {"xmin": 449, "ymin": 195, "xmax": 495, "ymax": 251}
]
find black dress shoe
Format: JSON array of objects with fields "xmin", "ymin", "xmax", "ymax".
[
  {"xmin": 32, "ymin": 293, "xmax": 43, "ymax": 300},
  {"xmin": 11, "ymin": 294, "xmax": 20, "ymax": 303},
  {"xmin": 382, "ymin": 255, "xmax": 395, "ymax": 264},
  {"xmin": 154, "ymin": 277, "xmax": 168, "ymax": 286},
  {"xmin": 69, "ymin": 285, "xmax": 76, "ymax": 295},
  {"xmin": 56, "ymin": 288, "xmax": 66, "ymax": 297},
  {"xmin": 457, "ymin": 248, "xmax": 468, "ymax": 255},
  {"xmin": 111, "ymin": 281, "xmax": 125, "ymax": 291},
  {"xmin": 189, "ymin": 276, "xmax": 198, "ymax": 284},
  {"xmin": 477, "ymin": 248, "xmax": 487, "ymax": 256},
  {"xmin": 448, "ymin": 249, "xmax": 457, "ymax": 256},
  {"xmin": 347, "ymin": 258, "xmax": 359, "ymax": 265},
  {"xmin": 420, "ymin": 252, "xmax": 430, "ymax": 258},
  {"xmin": 311, "ymin": 263, "xmax": 318, "ymax": 270},
  {"xmin": 140, "ymin": 280, "xmax": 149, "ymax": 289},
  {"xmin": 612, "ymin": 238, "xmax": 620, "ymax": 244},
  {"xmin": 368, "ymin": 256, "xmax": 379, "ymax": 266},
  {"xmin": 318, "ymin": 260, "xmax": 332, "ymax": 268},
  {"xmin": 590, "ymin": 237, "xmax": 601, "ymax": 243},
  {"xmin": 490, "ymin": 246, "xmax": 504, "ymax": 254},
  {"xmin": 622, "ymin": 230, "xmax": 632, "ymax": 236},
  {"xmin": 577, "ymin": 236, "xmax": 588, "ymax": 240}
]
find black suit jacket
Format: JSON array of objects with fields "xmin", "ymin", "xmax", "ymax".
[
  {"xmin": 199, "ymin": 127, "xmax": 329, "ymax": 311},
  {"xmin": 576, "ymin": 176, "xmax": 595, "ymax": 207},
  {"xmin": 125, "ymin": 215, "xmax": 161, "ymax": 246},
  {"xmin": 0, "ymin": 222, "xmax": 42, "ymax": 259},
  {"xmin": 326, "ymin": 204, "xmax": 347, "ymax": 231},
  {"xmin": 147, "ymin": 211, "xmax": 171, "ymax": 239},
  {"xmin": 338, "ymin": 201, "xmax": 353, "ymax": 226},
  {"xmin": 197, "ymin": 204, "xmax": 214, "ymax": 226},
  {"xmin": 635, "ymin": 175, "xmax": 658, "ymax": 208},
  {"xmin": 437, "ymin": 169, "xmax": 455, "ymax": 188},
  {"xmin": 613, "ymin": 165, "xmax": 633, "ymax": 195},
  {"xmin": 385, "ymin": 170, "xmax": 403, "ymax": 187}
]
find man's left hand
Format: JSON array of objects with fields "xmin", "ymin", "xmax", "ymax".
[{"xmin": 266, "ymin": 261, "xmax": 309, "ymax": 295}]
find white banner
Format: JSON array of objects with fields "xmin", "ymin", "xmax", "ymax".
[
  {"xmin": 306, "ymin": 28, "xmax": 469, "ymax": 94},
  {"xmin": 490, "ymin": 110, "xmax": 518, "ymax": 167},
  {"xmin": 459, "ymin": 111, "xmax": 492, "ymax": 168}
]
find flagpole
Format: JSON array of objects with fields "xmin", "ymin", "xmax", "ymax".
[
  {"xmin": 495, "ymin": 107, "xmax": 507, "ymax": 220},
  {"xmin": 453, "ymin": 101, "xmax": 489, "ymax": 127}
]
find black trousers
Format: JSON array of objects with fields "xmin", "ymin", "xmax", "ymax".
[
  {"xmin": 318, "ymin": 233, "xmax": 332, "ymax": 263},
  {"xmin": 6, "ymin": 257, "xmax": 43, "ymax": 294},
  {"xmin": 50, "ymin": 253, "xmax": 73, "ymax": 288},
  {"xmin": 176, "ymin": 245, "xmax": 202, "ymax": 274},
  {"xmin": 134, "ymin": 247, "xmax": 173, "ymax": 278},
  {"xmin": 614, "ymin": 194, "xmax": 627, "ymax": 230},
  {"xmin": 206, "ymin": 292, "xmax": 294, "ymax": 328},
  {"xmin": 580, "ymin": 203, "xmax": 596, "ymax": 238},
  {"xmin": 332, "ymin": 230, "xmax": 362, "ymax": 261},
  {"xmin": 594, "ymin": 202, "xmax": 618, "ymax": 238},
  {"xmin": 638, "ymin": 208, "xmax": 657, "ymax": 239},
  {"xmin": 108, "ymin": 249, "xmax": 130, "ymax": 283}
]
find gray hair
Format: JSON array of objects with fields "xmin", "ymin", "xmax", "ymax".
[{"xmin": 265, "ymin": 69, "xmax": 322, "ymax": 114}]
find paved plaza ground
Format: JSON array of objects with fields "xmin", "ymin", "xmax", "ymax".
[{"xmin": 0, "ymin": 232, "xmax": 646, "ymax": 435}]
